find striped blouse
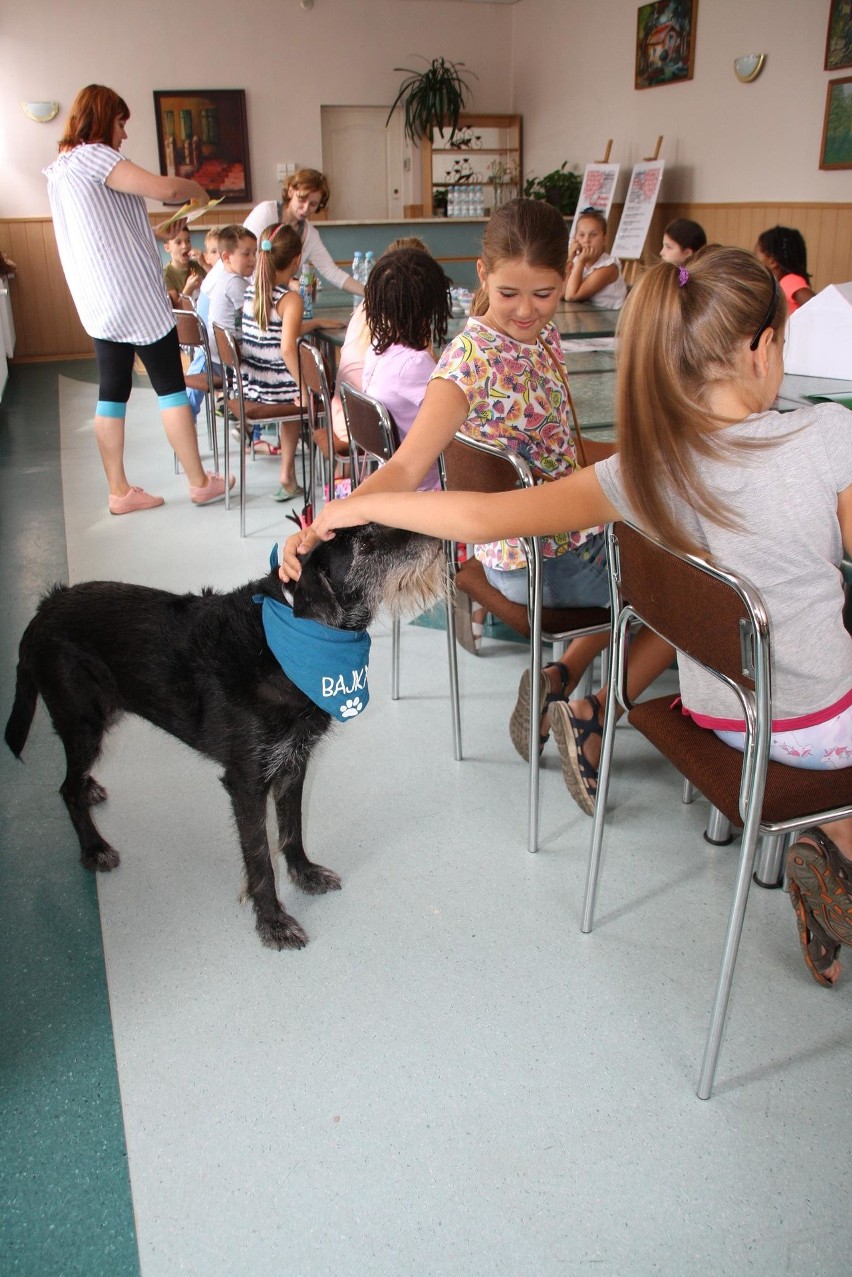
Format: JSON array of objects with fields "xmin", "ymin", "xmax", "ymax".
[
  {"xmin": 239, "ymin": 283, "xmax": 299, "ymax": 404},
  {"xmin": 44, "ymin": 143, "xmax": 174, "ymax": 345}
]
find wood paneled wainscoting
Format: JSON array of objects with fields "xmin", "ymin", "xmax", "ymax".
[{"xmin": 2, "ymin": 203, "xmax": 851, "ymax": 362}]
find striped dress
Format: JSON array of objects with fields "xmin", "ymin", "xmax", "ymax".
[
  {"xmin": 239, "ymin": 282, "xmax": 299, "ymax": 404},
  {"xmin": 44, "ymin": 143, "xmax": 174, "ymax": 345}
]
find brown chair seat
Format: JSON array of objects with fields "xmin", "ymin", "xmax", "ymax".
[
  {"xmin": 628, "ymin": 696, "xmax": 852, "ymax": 828},
  {"xmin": 185, "ymin": 370, "xmax": 223, "ymax": 392},
  {"xmin": 228, "ymin": 399, "xmax": 304, "ymax": 422},
  {"xmin": 312, "ymin": 426, "xmax": 350, "ymax": 459}
]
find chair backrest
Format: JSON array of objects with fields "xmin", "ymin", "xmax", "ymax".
[
  {"xmin": 212, "ymin": 322, "xmax": 245, "ymax": 418},
  {"xmin": 338, "ymin": 382, "xmax": 400, "ymax": 480},
  {"xmin": 439, "ymin": 431, "xmax": 535, "ymax": 497},
  {"xmin": 173, "ymin": 306, "xmax": 206, "ymax": 350},
  {"xmin": 297, "ymin": 339, "xmax": 333, "ymax": 410},
  {"xmin": 609, "ymin": 521, "xmax": 769, "ymax": 696}
]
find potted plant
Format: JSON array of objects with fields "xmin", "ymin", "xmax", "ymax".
[
  {"xmin": 386, "ymin": 57, "xmax": 476, "ymax": 144},
  {"xmin": 522, "ymin": 163, "xmax": 581, "ymax": 217}
]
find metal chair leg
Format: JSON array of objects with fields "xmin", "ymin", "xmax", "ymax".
[
  {"xmin": 444, "ymin": 551, "xmax": 462, "ymax": 761},
  {"xmin": 704, "ymin": 806, "xmax": 733, "ymax": 846},
  {"xmin": 391, "ymin": 616, "xmax": 401, "ymax": 701},
  {"xmin": 753, "ymin": 831, "xmax": 788, "ymax": 889},
  {"xmin": 580, "ymin": 621, "xmax": 622, "ymax": 933},
  {"xmin": 682, "ymin": 779, "xmax": 696, "ymax": 804}
]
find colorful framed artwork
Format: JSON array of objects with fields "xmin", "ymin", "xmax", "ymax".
[
  {"xmin": 825, "ymin": 0, "xmax": 852, "ymax": 72},
  {"xmin": 153, "ymin": 90, "xmax": 252, "ymax": 203},
  {"xmin": 635, "ymin": 1, "xmax": 699, "ymax": 90},
  {"xmin": 820, "ymin": 75, "xmax": 852, "ymax": 169}
]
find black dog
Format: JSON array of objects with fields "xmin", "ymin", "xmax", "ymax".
[{"xmin": 5, "ymin": 525, "xmax": 443, "ymax": 949}]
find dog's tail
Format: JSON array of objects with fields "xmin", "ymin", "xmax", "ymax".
[{"xmin": 4, "ymin": 660, "xmax": 39, "ymax": 760}]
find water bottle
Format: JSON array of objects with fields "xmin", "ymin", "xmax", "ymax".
[
  {"xmin": 363, "ymin": 251, "xmax": 375, "ymax": 281},
  {"xmin": 351, "ymin": 251, "xmax": 364, "ymax": 309},
  {"xmin": 299, "ymin": 265, "xmax": 314, "ymax": 320}
]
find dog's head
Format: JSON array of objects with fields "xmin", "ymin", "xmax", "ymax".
[{"xmin": 262, "ymin": 525, "xmax": 444, "ymax": 631}]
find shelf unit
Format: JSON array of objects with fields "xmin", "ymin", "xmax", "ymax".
[{"xmin": 421, "ymin": 113, "xmax": 522, "ymax": 217}]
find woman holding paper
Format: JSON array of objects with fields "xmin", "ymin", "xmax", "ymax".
[{"xmin": 45, "ymin": 85, "xmax": 232, "ymax": 513}]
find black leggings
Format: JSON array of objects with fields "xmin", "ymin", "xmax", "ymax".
[{"xmin": 93, "ymin": 328, "xmax": 185, "ymax": 404}]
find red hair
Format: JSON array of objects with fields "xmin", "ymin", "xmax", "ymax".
[{"xmin": 58, "ymin": 85, "xmax": 130, "ymax": 151}]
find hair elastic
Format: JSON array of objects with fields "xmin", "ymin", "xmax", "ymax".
[
  {"xmin": 260, "ymin": 240, "xmax": 273, "ymax": 252},
  {"xmin": 677, "ymin": 267, "xmax": 689, "ymax": 287}
]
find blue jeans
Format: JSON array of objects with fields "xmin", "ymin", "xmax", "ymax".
[
  {"xmin": 483, "ymin": 531, "xmax": 609, "ymax": 608},
  {"xmin": 185, "ymin": 349, "xmax": 222, "ymax": 420}
]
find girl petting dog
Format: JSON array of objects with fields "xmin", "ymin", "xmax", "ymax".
[{"xmin": 285, "ymin": 246, "xmax": 852, "ymax": 988}]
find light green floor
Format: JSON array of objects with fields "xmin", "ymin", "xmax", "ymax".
[{"xmin": 0, "ymin": 363, "xmax": 139, "ymax": 1276}]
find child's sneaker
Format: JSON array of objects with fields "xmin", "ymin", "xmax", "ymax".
[
  {"xmin": 189, "ymin": 472, "xmax": 235, "ymax": 505},
  {"xmin": 109, "ymin": 486, "xmax": 164, "ymax": 515}
]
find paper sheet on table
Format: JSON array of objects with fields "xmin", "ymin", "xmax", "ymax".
[
  {"xmin": 784, "ymin": 283, "xmax": 852, "ymax": 380},
  {"xmin": 563, "ymin": 338, "xmax": 616, "ymax": 352},
  {"xmin": 158, "ymin": 198, "xmax": 225, "ymax": 232}
]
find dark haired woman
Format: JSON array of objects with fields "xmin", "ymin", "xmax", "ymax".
[{"xmin": 45, "ymin": 84, "xmax": 231, "ymax": 513}]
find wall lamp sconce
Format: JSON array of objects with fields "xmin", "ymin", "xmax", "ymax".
[{"xmin": 21, "ymin": 101, "xmax": 60, "ymax": 123}]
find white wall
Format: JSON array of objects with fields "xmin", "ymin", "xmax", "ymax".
[
  {"xmin": 0, "ymin": 0, "xmax": 515, "ymax": 217},
  {"xmin": 1, "ymin": 0, "xmax": 848, "ymax": 218},
  {"xmin": 512, "ymin": 0, "xmax": 850, "ymax": 204}
]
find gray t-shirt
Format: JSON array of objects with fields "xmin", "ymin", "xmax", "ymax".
[
  {"xmin": 595, "ymin": 402, "xmax": 852, "ymax": 725},
  {"xmin": 205, "ymin": 271, "xmax": 248, "ymax": 346}
]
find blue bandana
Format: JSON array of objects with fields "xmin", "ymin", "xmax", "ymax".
[{"xmin": 254, "ymin": 546, "xmax": 371, "ymax": 722}]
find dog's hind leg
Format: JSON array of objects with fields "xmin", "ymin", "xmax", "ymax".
[
  {"xmin": 38, "ymin": 654, "xmax": 120, "ymax": 872},
  {"xmin": 273, "ymin": 764, "xmax": 342, "ymax": 896},
  {"xmin": 221, "ymin": 770, "xmax": 309, "ymax": 950}
]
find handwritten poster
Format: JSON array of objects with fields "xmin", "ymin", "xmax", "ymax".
[
  {"xmin": 569, "ymin": 163, "xmax": 620, "ymax": 240},
  {"xmin": 611, "ymin": 160, "xmax": 665, "ymax": 260}
]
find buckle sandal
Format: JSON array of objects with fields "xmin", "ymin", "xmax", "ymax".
[
  {"xmin": 550, "ymin": 696, "xmax": 603, "ymax": 817},
  {"xmin": 787, "ymin": 881, "xmax": 842, "ymax": 987},
  {"xmin": 454, "ymin": 593, "xmax": 485, "ymax": 655},
  {"xmin": 786, "ymin": 826, "xmax": 852, "ymax": 955},
  {"xmin": 509, "ymin": 662, "xmax": 571, "ymax": 762}
]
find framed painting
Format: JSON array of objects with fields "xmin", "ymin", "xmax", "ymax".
[
  {"xmin": 153, "ymin": 89, "xmax": 252, "ymax": 203},
  {"xmin": 825, "ymin": 0, "xmax": 852, "ymax": 72},
  {"xmin": 820, "ymin": 75, "xmax": 852, "ymax": 169},
  {"xmin": 635, "ymin": 1, "xmax": 699, "ymax": 90}
]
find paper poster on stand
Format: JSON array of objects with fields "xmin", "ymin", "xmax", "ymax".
[
  {"xmin": 569, "ymin": 163, "xmax": 620, "ymax": 240},
  {"xmin": 611, "ymin": 160, "xmax": 665, "ymax": 260}
]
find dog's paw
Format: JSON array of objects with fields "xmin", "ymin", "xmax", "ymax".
[
  {"xmin": 81, "ymin": 845, "xmax": 120, "ymax": 872},
  {"xmin": 289, "ymin": 863, "xmax": 342, "ymax": 895},
  {"xmin": 256, "ymin": 910, "xmax": 309, "ymax": 950},
  {"xmin": 84, "ymin": 777, "xmax": 108, "ymax": 806},
  {"xmin": 340, "ymin": 697, "xmax": 364, "ymax": 719}
]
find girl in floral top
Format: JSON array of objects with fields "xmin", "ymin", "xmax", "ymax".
[{"xmin": 283, "ymin": 198, "xmax": 673, "ymax": 784}]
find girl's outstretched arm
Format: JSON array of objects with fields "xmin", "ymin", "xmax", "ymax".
[{"xmin": 299, "ymin": 463, "xmax": 622, "ymax": 547}]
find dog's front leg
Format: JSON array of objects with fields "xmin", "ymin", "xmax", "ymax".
[
  {"xmin": 273, "ymin": 764, "xmax": 342, "ymax": 896},
  {"xmin": 221, "ymin": 771, "xmax": 308, "ymax": 950}
]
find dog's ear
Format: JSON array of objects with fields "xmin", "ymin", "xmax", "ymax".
[{"xmin": 291, "ymin": 538, "xmax": 349, "ymax": 626}]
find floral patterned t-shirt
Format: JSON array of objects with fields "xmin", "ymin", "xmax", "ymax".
[{"xmin": 432, "ymin": 317, "xmax": 597, "ymax": 571}]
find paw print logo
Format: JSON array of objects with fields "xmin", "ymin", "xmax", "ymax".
[{"xmin": 340, "ymin": 697, "xmax": 364, "ymax": 719}]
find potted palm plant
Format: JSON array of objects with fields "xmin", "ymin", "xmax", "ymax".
[{"xmin": 386, "ymin": 57, "xmax": 476, "ymax": 144}]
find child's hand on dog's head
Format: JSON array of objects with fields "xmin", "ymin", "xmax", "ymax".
[{"xmin": 278, "ymin": 499, "xmax": 372, "ymax": 582}]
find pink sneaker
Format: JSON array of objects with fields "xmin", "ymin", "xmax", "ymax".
[
  {"xmin": 109, "ymin": 487, "xmax": 165, "ymax": 516},
  {"xmin": 189, "ymin": 471, "xmax": 236, "ymax": 505}
]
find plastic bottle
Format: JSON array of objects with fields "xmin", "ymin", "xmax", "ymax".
[
  {"xmin": 299, "ymin": 265, "xmax": 314, "ymax": 320},
  {"xmin": 351, "ymin": 251, "xmax": 364, "ymax": 309},
  {"xmin": 363, "ymin": 250, "xmax": 375, "ymax": 281}
]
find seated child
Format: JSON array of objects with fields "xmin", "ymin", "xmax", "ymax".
[
  {"xmin": 563, "ymin": 208, "xmax": 627, "ymax": 309},
  {"xmin": 194, "ymin": 226, "xmax": 222, "ymax": 324},
  {"xmin": 163, "ymin": 227, "xmax": 205, "ymax": 305},
  {"xmin": 756, "ymin": 226, "xmax": 816, "ymax": 313},
  {"xmin": 186, "ymin": 225, "xmax": 257, "ymax": 420},
  {"xmin": 330, "ymin": 236, "xmax": 430, "ymax": 449},
  {"xmin": 659, "ymin": 218, "xmax": 707, "ymax": 265},
  {"xmin": 360, "ymin": 247, "xmax": 452, "ymax": 491}
]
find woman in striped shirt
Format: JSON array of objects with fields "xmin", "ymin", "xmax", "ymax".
[{"xmin": 45, "ymin": 84, "xmax": 232, "ymax": 514}]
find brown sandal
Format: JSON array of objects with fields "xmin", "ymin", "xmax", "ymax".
[
  {"xmin": 786, "ymin": 827, "xmax": 852, "ymax": 948},
  {"xmin": 787, "ymin": 880, "xmax": 841, "ymax": 987}
]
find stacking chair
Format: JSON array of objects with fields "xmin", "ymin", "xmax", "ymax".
[
  {"xmin": 297, "ymin": 338, "xmax": 343, "ymax": 512},
  {"xmin": 212, "ymin": 323, "xmax": 306, "ymax": 537},
  {"xmin": 582, "ymin": 520, "xmax": 852, "ymax": 1099},
  {"xmin": 172, "ymin": 302, "xmax": 220, "ymax": 469},
  {"xmin": 439, "ymin": 432, "xmax": 611, "ymax": 854},
  {"xmin": 338, "ymin": 381, "xmax": 405, "ymax": 698}
]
